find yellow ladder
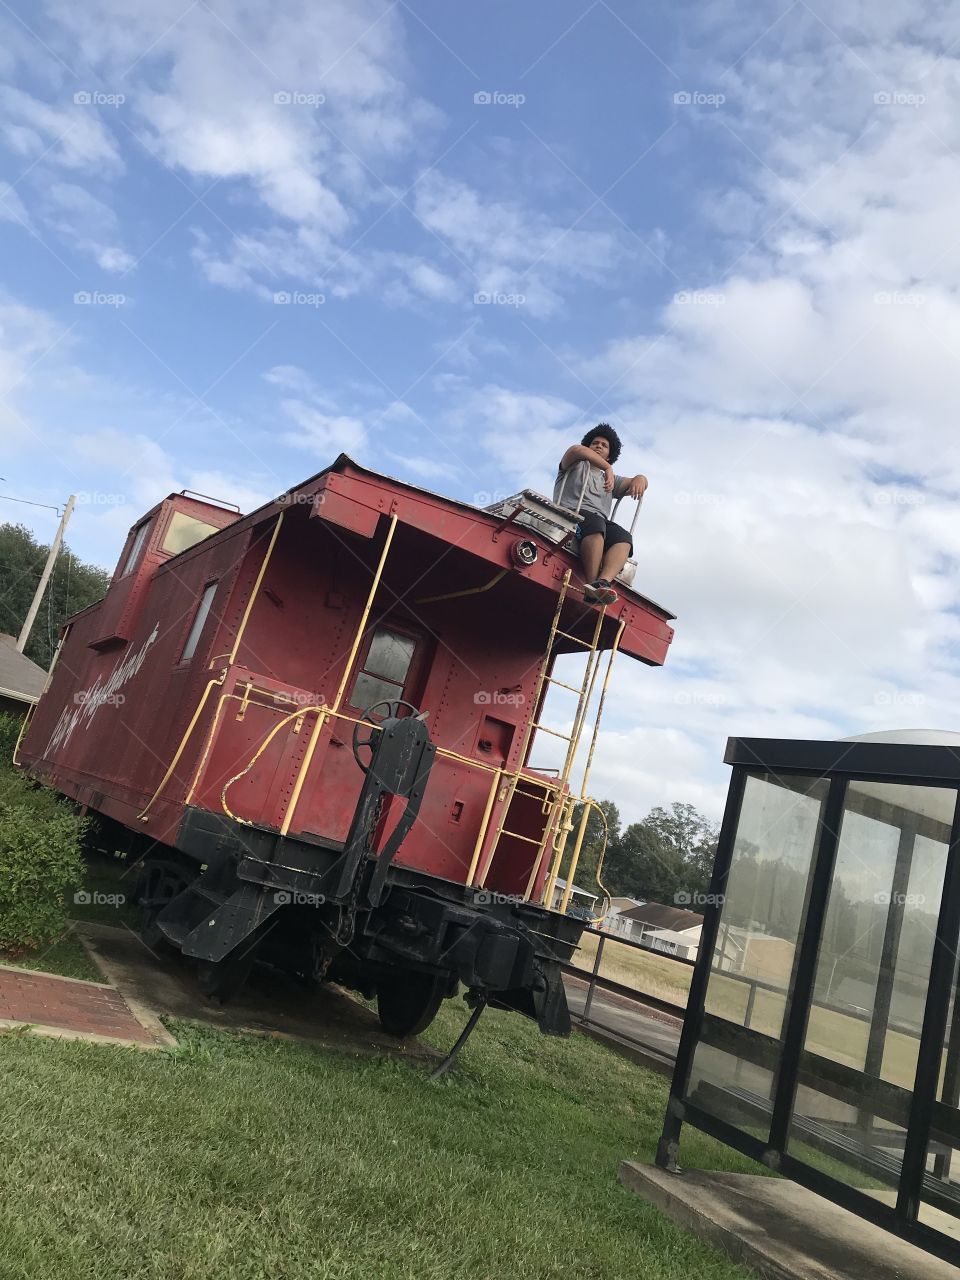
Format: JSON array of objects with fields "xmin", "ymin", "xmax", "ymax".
[{"xmin": 476, "ymin": 569, "xmax": 608, "ymax": 900}]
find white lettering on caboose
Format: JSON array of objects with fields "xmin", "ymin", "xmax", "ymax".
[{"xmin": 45, "ymin": 623, "xmax": 160, "ymax": 756}]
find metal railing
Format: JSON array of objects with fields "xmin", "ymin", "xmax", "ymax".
[
  {"xmin": 562, "ymin": 922, "xmax": 933, "ymax": 1073},
  {"xmin": 555, "ymin": 465, "xmax": 644, "ymax": 538}
]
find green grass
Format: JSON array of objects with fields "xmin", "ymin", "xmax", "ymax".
[
  {"xmin": 0, "ymin": 999, "xmax": 761, "ymax": 1280},
  {"xmin": 575, "ymin": 931, "xmax": 693, "ymax": 1007},
  {"xmin": 0, "ymin": 930, "xmax": 102, "ymax": 983}
]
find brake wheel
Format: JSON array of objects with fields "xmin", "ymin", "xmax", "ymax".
[{"xmin": 351, "ymin": 699, "xmax": 421, "ymax": 773}]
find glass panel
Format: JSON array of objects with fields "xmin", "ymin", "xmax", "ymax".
[
  {"xmin": 685, "ymin": 770, "xmax": 828, "ymax": 1141},
  {"xmin": 920, "ymin": 1133, "xmax": 960, "ymax": 1241},
  {"xmin": 121, "ymin": 521, "xmax": 150, "ymax": 575},
  {"xmin": 162, "ymin": 510, "xmax": 219, "ymax": 555},
  {"xmin": 364, "ymin": 628, "xmax": 416, "ymax": 683},
  {"xmin": 788, "ymin": 1085, "xmax": 906, "ymax": 1193},
  {"xmin": 705, "ymin": 772, "xmax": 829, "ymax": 1039},
  {"xmin": 350, "ymin": 672, "xmax": 403, "ymax": 710},
  {"xmin": 788, "ymin": 782, "xmax": 955, "ymax": 1185},
  {"xmin": 181, "ymin": 582, "xmax": 218, "ymax": 662},
  {"xmin": 805, "ymin": 783, "xmax": 952, "ymax": 1080},
  {"xmin": 687, "ymin": 1039, "xmax": 775, "ymax": 1141},
  {"xmin": 937, "ymin": 950, "xmax": 960, "ymax": 1106}
]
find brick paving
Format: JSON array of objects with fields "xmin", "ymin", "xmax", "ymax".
[{"xmin": 0, "ymin": 966, "xmax": 160, "ymax": 1045}]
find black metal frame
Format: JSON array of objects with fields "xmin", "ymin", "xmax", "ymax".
[{"xmin": 657, "ymin": 736, "xmax": 960, "ymax": 1268}]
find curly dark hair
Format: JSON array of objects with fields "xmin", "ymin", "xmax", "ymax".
[{"xmin": 580, "ymin": 422, "xmax": 622, "ymax": 464}]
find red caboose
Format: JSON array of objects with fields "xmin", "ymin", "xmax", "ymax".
[{"xmin": 17, "ymin": 456, "xmax": 674, "ymax": 1038}]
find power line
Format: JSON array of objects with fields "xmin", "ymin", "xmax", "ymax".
[{"xmin": 0, "ymin": 494, "xmax": 63, "ymax": 514}]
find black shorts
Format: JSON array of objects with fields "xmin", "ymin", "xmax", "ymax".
[{"xmin": 576, "ymin": 511, "xmax": 633, "ymax": 554}]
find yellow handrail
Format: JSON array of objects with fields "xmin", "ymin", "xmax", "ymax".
[
  {"xmin": 278, "ymin": 512, "xmax": 398, "ymax": 837},
  {"xmin": 136, "ymin": 512, "xmax": 283, "ymax": 821}
]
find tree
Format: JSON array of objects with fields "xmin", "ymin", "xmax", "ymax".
[
  {"xmin": 556, "ymin": 798, "xmax": 722, "ymax": 907},
  {"xmin": 642, "ymin": 802, "xmax": 720, "ymax": 898},
  {"xmin": 0, "ymin": 522, "xmax": 110, "ymax": 670},
  {"xmin": 614, "ymin": 820, "xmax": 683, "ymax": 902}
]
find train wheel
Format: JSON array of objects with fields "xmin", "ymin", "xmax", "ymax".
[
  {"xmin": 135, "ymin": 858, "xmax": 191, "ymax": 953},
  {"xmin": 376, "ymin": 971, "xmax": 446, "ymax": 1037},
  {"xmin": 196, "ymin": 946, "xmax": 257, "ymax": 1004}
]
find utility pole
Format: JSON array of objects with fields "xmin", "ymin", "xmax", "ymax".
[{"xmin": 17, "ymin": 494, "xmax": 76, "ymax": 655}]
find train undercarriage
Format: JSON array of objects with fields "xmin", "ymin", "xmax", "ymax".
[{"xmin": 130, "ymin": 708, "xmax": 582, "ymax": 1039}]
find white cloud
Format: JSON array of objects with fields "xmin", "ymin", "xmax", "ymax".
[
  {"xmin": 43, "ymin": 182, "xmax": 135, "ymax": 272},
  {"xmin": 412, "ymin": 171, "xmax": 623, "ymax": 316},
  {"xmin": 280, "ymin": 401, "xmax": 367, "ymax": 456},
  {"xmin": 0, "ymin": 87, "xmax": 122, "ymax": 171}
]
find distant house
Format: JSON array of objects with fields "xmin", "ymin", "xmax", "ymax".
[
  {"xmin": 597, "ymin": 895, "xmax": 645, "ymax": 936},
  {"xmin": 549, "ymin": 877, "xmax": 598, "ymax": 917},
  {"xmin": 714, "ymin": 924, "xmax": 796, "ymax": 984},
  {"xmin": 0, "ymin": 634, "xmax": 47, "ymax": 719},
  {"xmin": 618, "ymin": 901, "xmax": 705, "ymax": 960}
]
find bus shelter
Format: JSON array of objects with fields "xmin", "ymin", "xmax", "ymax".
[{"xmin": 658, "ymin": 731, "xmax": 960, "ymax": 1267}]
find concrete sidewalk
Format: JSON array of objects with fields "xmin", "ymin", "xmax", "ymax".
[
  {"xmin": 620, "ymin": 1162, "xmax": 958, "ymax": 1280},
  {"xmin": 563, "ymin": 973, "xmax": 681, "ymax": 1073}
]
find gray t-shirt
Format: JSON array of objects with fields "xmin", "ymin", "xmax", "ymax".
[{"xmin": 553, "ymin": 458, "xmax": 622, "ymax": 518}]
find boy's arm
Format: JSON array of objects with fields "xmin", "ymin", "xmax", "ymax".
[
  {"xmin": 559, "ymin": 443, "xmax": 615, "ymax": 491},
  {"xmin": 560, "ymin": 443, "xmax": 609, "ymax": 472},
  {"xmin": 614, "ymin": 473, "xmax": 649, "ymax": 500}
]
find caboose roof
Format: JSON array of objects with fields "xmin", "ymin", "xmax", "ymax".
[
  {"xmin": 76, "ymin": 454, "xmax": 675, "ymax": 667},
  {"xmin": 220, "ymin": 452, "xmax": 674, "ymax": 617}
]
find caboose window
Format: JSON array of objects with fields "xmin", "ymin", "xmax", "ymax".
[
  {"xmin": 121, "ymin": 520, "xmax": 150, "ymax": 576},
  {"xmin": 349, "ymin": 626, "xmax": 416, "ymax": 710},
  {"xmin": 163, "ymin": 511, "xmax": 220, "ymax": 556},
  {"xmin": 180, "ymin": 581, "xmax": 218, "ymax": 663}
]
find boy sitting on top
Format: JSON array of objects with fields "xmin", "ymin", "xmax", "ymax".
[{"xmin": 553, "ymin": 423, "xmax": 648, "ymax": 605}]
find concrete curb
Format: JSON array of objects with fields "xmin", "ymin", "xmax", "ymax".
[{"xmin": 619, "ymin": 1161, "xmax": 957, "ymax": 1280}]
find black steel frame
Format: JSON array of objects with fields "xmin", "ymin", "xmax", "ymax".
[{"xmin": 657, "ymin": 736, "xmax": 960, "ymax": 1268}]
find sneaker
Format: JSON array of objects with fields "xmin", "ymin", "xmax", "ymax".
[{"xmin": 588, "ymin": 579, "xmax": 618, "ymax": 606}]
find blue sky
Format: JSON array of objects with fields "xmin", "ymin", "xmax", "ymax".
[{"xmin": 3, "ymin": 1, "xmax": 959, "ymax": 821}]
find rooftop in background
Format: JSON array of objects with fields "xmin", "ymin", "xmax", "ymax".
[
  {"xmin": 553, "ymin": 877, "xmax": 598, "ymax": 902},
  {"xmin": 619, "ymin": 902, "xmax": 704, "ymax": 932},
  {"xmin": 0, "ymin": 633, "xmax": 47, "ymax": 706}
]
